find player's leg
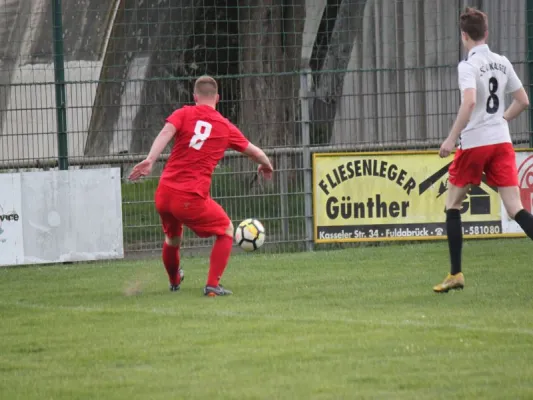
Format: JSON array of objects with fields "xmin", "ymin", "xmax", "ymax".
[
  {"xmin": 182, "ymin": 197, "xmax": 235, "ymax": 296},
  {"xmin": 499, "ymin": 187, "xmax": 533, "ymax": 239},
  {"xmin": 433, "ymin": 147, "xmax": 484, "ymax": 293},
  {"xmin": 445, "ymin": 183, "xmax": 470, "ymax": 274},
  {"xmin": 155, "ymin": 185, "xmax": 185, "ymax": 291},
  {"xmin": 205, "ymin": 221, "xmax": 235, "ymax": 297},
  {"xmin": 433, "ymin": 183, "xmax": 470, "ymax": 293},
  {"xmin": 487, "ymin": 143, "xmax": 533, "ymax": 240},
  {"xmin": 161, "ymin": 228, "xmax": 185, "ymax": 291}
]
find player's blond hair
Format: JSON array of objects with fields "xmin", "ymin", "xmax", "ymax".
[
  {"xmin": 460, "ymin": 7, "xmax": 488, "ymax": 41},
  {"xmin": 194, "ymin": 75, "xmax": 218, "ymax": 97}
]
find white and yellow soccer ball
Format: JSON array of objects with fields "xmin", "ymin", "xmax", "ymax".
[{"xmin": 234, "ymin": 218, "xmax": 266, "ymax": 251}]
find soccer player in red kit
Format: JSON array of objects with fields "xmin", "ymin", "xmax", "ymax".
[
  {"xmin": 129, "ymin": 76, "xmax": 273, "ymax": 296},
  {"xmin": 434, "ymin": 8, "xmax": 533, "ymax": 293}
]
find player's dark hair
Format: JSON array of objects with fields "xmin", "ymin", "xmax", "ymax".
[
  {"xmin": 460, "ymin": 7, "xmax": 488, "ymax": 41},
  {"xmin": 194, "ymin": 75, "xmax": 218, "ymax": 97}
]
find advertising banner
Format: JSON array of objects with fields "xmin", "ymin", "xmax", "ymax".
[
  {"xmin": 0, "ymin": 168, "xmax": 124, "ymax": 266},
  {"xmin": 0, "ymin": 174, "xmax": 24, "ymax": 265},
  {"xmin": 313, "ymin": 150, "xmax": 533, "ymax": 243}
]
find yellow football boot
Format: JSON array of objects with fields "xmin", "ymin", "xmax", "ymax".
[{"xmin": 433, "ymin": 273, "xmax": 465, "ymax": 293}]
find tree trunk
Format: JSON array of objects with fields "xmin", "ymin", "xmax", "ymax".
[
  {"xmin": 238, "ymin": 0, "xmax": 304, "ymax": 149},
  {"xmin": 129, "ymin": 0, "xmax": 201, "ymax": 154},
  {"xmin": 312, "ymin": 0, "xmax": 367, "ymax": 144},
  {"xmin": 315, "ymin": 0, "xmax": 367, "ymax": 105},
  {"xmin": 0, "ymin": 0, "xmax": 32, "ymax": 148},
  {"xmin": 84, "ymin": 0, "xmax": 198, "ymax": 157}
]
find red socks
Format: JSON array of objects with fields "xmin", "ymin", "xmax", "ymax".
[
  {"xmin": 207, "ymin": 235, "xmax": 233, "ymax": 287},
  {"xmin": 162, "ymin": 242, "xmax": 181, "ymax": 285},
  {"xmin": 163, "ymin": 235, "xmax": 232, "ymax": 288}
]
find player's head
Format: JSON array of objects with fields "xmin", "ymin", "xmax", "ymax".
[
  {"xmin": 193, "ymin": 75, "xmax": 219, "ymax": 107},
  {"xmin": 460, "ymin": 7, "xmax": 488, "ymax": 50}
]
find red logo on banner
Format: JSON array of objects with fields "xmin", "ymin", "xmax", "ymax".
[{"xmin": 518, "ymin": 155, "xmax": 533, "ymax": 213}]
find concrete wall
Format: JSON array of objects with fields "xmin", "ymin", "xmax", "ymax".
[
  {"xmin": 0, "ymin": 0, "xmax": 115, "ymax": 163},
  {"xmin": 0, "ymin": 0, "xmax": 530, "ymax": 166},
  {"xmin": 329, "ymin": 0, "xmax": 529, "ymax": 146}
]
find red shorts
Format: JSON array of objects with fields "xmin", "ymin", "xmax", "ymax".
[
  {"xmin": 448, "ymin": 143, "xmax": 518, "ymax": 187},
  {"xmin": 155, "ymin": 184, "xmax": 230, "ymax": 238}
]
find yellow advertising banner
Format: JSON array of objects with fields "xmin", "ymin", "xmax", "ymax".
[{"xmin": 313, "ymin": 151, "xmax": 527, "ymax": 243}]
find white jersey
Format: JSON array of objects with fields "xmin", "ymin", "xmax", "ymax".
[{"xmin": 457, "ymin": 44, "xmax": 523, "ymax": 149}]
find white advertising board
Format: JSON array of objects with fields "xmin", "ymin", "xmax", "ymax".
[
  {"xmin": 0, "ymin": 174, "xmax": 24, "ymax": 265},
  {"xmin": 0, "ymin": 168, "xmax": 124, "ymax": 267},
  {"xmin": 501, "ymin": 151, "xmax": 533, "ymax": 234}
]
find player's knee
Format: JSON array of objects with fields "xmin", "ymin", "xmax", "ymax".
[
  {"xmin": 505, "ymin": 205, "xmax": 523, "ymax": 220},
  {"xmin": 165, "ymin": 235, "xmax": 181, "ymax": 247},
  {"xmin": 224, "ymin": 221, "xmax": 234, "ymax": 238},
  {"xmin": 445, "ymin": 200, "xmax": 463, "ymax": 211},
  {"xmin": 445, "ymin": 187, "xmax": 468, "ymax": 210},
  {"xmin": 445, "ymin": 204, "xmax": 462, "ymax": 212},
  {"xmin": 501, "ymin": 194, "xmax": 523, "ymax": 219}
]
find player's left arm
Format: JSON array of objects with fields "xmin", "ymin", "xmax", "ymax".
[
  {"xmin": 440, "ymin": 62, "xmax": 477, "ymax": 158},
  {"xmin": 145, "ymin": 123, "xmax": 177, "ymax": 163},
  {"xmin": 447, "ymin": 88, "xmax": 477, "ymax": 142},
  {"xmin": 128, "ymin": 123, "xmax": 177, "ymax": 181},
  {"xmin": 129, "ymin": 108, "xmax": 185, "ymax": 181}
]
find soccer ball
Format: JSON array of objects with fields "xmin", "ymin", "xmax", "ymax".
[{"xmin": 234, "ymin": 218, "xmax": 265, "ymax": 251}]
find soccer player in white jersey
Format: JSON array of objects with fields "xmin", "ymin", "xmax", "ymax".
[{"xmin": 433, "ymin": 7, "xmax": 533, "ymax": 293}]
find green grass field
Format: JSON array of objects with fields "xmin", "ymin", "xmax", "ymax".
[{"xmin": 1, "ymin": 239, "xmax": 533, "ymax": 400}]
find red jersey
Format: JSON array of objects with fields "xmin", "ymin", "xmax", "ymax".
[{"xmin": 159, "ymin": 105, "xmax": 250, "ymax": 198}]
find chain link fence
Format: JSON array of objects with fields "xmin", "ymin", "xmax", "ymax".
[{"xmin": 1, "ymin": 0, "xmax": 532, "ymax": 255}]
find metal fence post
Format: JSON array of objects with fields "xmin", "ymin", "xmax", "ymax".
[
  {"xmin": 278, "ymin": 154, "xmax": 289, "ymax": 241},
  {"xmin": 52, "ymin": 0, "xmax": 69, "ymax": 170},
  {"xmin": 300, "ymin": 68, "xmax": 314, "ymax": 251},
  {"xmin": 528, "ymin": 0, "xmax": 533, "ymax": 148}
]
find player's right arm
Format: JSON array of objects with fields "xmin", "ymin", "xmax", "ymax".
[
  {"xmin": 503, "ymin": 87, "xmax": 529, "ymax": 121},
  {"xmin": 242, "ymin": 143, "xmax": 274, "ymax": 180},
  {"xmin": 503, "ymin": 88, "xmax": 529, "ymax": 122},
  {"xmin": 227, "ymin": 123, "xmax": 273, "ymax": 179},
  {"xmin": 503, "ymin": 58, "xmax": 530, "ymax": 122}
]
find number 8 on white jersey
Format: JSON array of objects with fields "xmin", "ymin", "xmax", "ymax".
[
  {"xmin": 189, "ymin": 120, "xmax": 212, "ymax": 150},
  {"xmin": 457, "ymin": 44, "xmax": 523, "ymax": 150}
]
